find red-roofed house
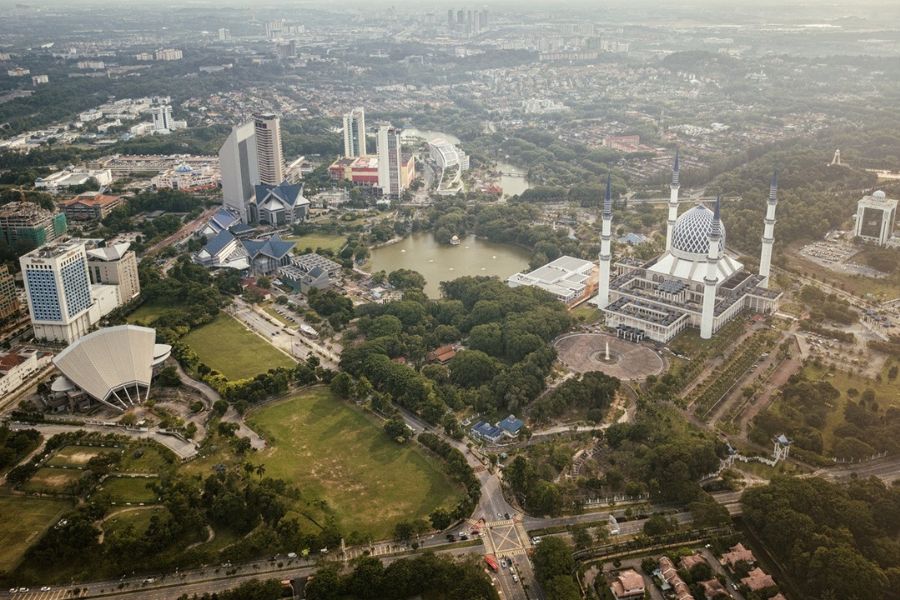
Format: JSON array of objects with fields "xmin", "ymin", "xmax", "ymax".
[
  {"xmin": 680, "ymin": 553, "xmax": 707, "ymax": 572},
  {"xmin": 609, "ymin": 569, "xmax": 645, "ymax": 599},
  {"xmin": 659, "ymin": 556, "xmax": 694, "ymax": 600},
  {"xmin": 427, "ymin": 344, "xmax": 457, "ymax": 364},
  {"xmin": 721, "ymin": 543, "xmax": 755, "ymax": 567},
  {"xmin": 741, "ymin": 567, "xmax": 776, "ymax": 592},
  {"xmin": 699, "ymin": 578, "xmax": 728, "ymax": 599}
]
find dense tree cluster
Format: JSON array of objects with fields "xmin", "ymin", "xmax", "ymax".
[
  {"xmin": 529, "ymin": 371, "xmax": 619, "ymax": 424},
  {"xmin": 0, "ymin": 426, "xmax": 40, "ymax": 471},
  {"xmin": 305, "ymin": 553, "xmax": 499, "ymax": 600},
  {"xmin": 177, "ymin": 579, "xmax": 284, "ymax": 600},
  {"xmin": 343, "ymin": 276, "xmax": 570, "ymax": 421},
  {"xmin": 743, "ymin": 477, "xmax": 900, "ymax": 600},
  {"xmin": 532, "ymin": 537, "xmax": 581, "ymax": 600}
]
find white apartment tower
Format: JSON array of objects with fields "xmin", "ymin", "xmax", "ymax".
[
  {"xmin": 343, "ymin": 107, "xmax": 367, "ymax": 158},
  {"xmin": 151, "ymin": 103, "xmax": 174, "ymax": 133},
  {"xmin": 20, "ymin": 240, "xmax": 95, "ymax": 344},
  {"xmin": 218, "ymin": 121, "xmax": 260, "ymax": 222},
  {"xmin": 597, "ymin": 174, "xmax": 613, "ymax": 309},
  {"xmin": 377, "ymin": 125, "xmax": 402, "ymax": 198},
  {"xmin": 758, "ymin": 171, "xmax": 779, "ymax": 287},
  {"xmin": 666, "ymin": 151, "xmax": 680, "ymax": 251},
  {"xmin": 254, "ymin": 113, "xmax": 284, "ymax": 185},
  {"xmin": 700, "ymin": 197, "xmax": 723, "ymax": 339},
  {"xmin": 855, "ymin": 190, "xmax": 897, "ymax": 246}
]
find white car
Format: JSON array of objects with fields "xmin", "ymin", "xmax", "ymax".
[{"xmin": 41, "ymin": 587, "xmax": 52, "ymax": 592}]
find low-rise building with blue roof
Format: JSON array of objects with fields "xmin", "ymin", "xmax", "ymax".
[
  {"xmin": 498, "ymin": 414, "xmax": 524, "ymax": 437},
  {"xmin": 471, "ymin": 421, "xmax": 504, "ymax": 443}
]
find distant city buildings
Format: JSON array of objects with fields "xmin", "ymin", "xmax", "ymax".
[
  {"xmin": 343, "ymin": 107, "xmax": 367, "ymax": 158},
  {"xmin": 6, "ymin": 67, "xmax": 30, "ymax": 77},
  {"xmin": 150, "ymin": 102, "xmax": 185, "ymax": 134},
  {"xmin": 218, "ymin": 28, "xmax": 231, "ymax": 42},
  {"xmin": 31, "ymin": 74, "xmax": 48, "ymax": 85},
  {"xmin": 0, "ymin": 201, "xmax": 68, "ymax": 247},
  {"xmin": 155, "ymin": 48, "xmax": 183, "ymax": 61},
  {"xmin": 855, "ymin": 190, "xmax": 897, "ymax": 246}
]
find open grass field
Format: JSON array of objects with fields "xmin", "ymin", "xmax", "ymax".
[
  {"xmin": 126, "ymin": 303, "xmax": 181, "ymax": 325},
  {"xmin": 0, "ymin": 495, "xmax": 71, "ymax": 572},
  {"xmin": 99, "ymin": 476, "xmax": 159, "ymax": 504},
  {"xmin": 570, "ymin": 304, "xmax": 602, "ymax": 324},
  {"xmin": 247, "ymin": 388, "xmax": 463, "ymax": 539},
  {"xmin": 103, "ymin": 507, "xmax": 167, "ymax": 538},
  {"xmin": 46, "ymin": 445, "xmax": 120, "ymax": 468},
  {"xmin": 182, "ymin": 314, "xmax": 295, "ymax": 380},
  {"xmin": 21, "ymin": 467, "xmax": 82, "ymax": 494},
  {"xmin": 118, "ymin": 445, "xmax": 174, "ymax": 474},
  {"xmin": 286, "ymin": 233, "xmax": 346, "ymax": 254}
]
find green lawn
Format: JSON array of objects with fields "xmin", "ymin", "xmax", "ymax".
[
  {"xmin": 0, "ymin": 495, "xmax": 71, "ymax": 572},
  {"xmin": 286, "ymin": 233, "xmax": 346, "ymax": 254},
  {"xmin": 126, "ymin": 303, "xmax": 181, "ymax": 325},
  {"xmin": 182, "ymin": 314, "xmax": 296, "ymax": 380},
  {"xmin": 99, "ymin": 476, "xmax": 159, "ymax": 504},
  {"xmin": 21, "ymin": 467, "xmax": 82, "ymax": 494},
  {"xmin": 247, "ymin": 388, "xmax": 463, "ymax": 539},
  {"xmin": 103, "ymin": 507, "xmax": 167, "ymax": 537},
  {"xmin": 570, "ymin": 304, "xmax": 602, "ymax": 324},
  {"xmin": 118, "ymin": 445, "xmax": 175, "ymax": 474}
]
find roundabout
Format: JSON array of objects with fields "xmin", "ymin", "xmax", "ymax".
[{"xmin": 554, "ymin": 332, "xmax": 665, "ymax": 380}]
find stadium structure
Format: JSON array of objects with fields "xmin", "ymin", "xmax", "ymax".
[
  {"xmin": 594, "ymin": 155, "xmax": 782, "ymax": 342},
  {"xmin": 50, "ymin": 325, "xmax": 171, "ymax": 411}
]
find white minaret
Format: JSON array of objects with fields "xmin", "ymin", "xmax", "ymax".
[
  {"xmin": 758, "ymin": 170, "xmax": 778, "ymax": 288},
  {"xmin": 597, "ymin": 174, "xmax": 613, "ymax": 309},
  {"xmin": 665, "ymin": 150, "xmax": 680, "ymax": 251},
  {"xmin": 700, "ymin": 196, "xmax": 723, "ymax": 339}
]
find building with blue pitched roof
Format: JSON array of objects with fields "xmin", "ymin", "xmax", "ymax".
[
  {"xmin": 471, "ymin": 421, "xmax": 504, "ymax": 443},
  {"xmin": 250, "ymin": 181, "xmax": 309, "ymax": 226},
  {"xmin": 193, "ymin": 232, "xmax": 294, "ymax": 275},
  {"xmin": 242, "ymin": 234, "xmax": 295, "ymax": 276},
  {"xmin": 498, "ymin": 414, "xmax": 524, "ymax": 437},
  {"xmin": 198, "ymin": 207, "xmax": 243, "ymax": 238}
]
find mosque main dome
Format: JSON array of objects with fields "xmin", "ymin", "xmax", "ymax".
[{"xmin": 670, "ymin": 204, "xmax": 725, "ymax": 259}]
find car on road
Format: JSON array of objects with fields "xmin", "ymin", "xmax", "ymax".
[
  {"xmin": 512, "ymin": 574, "xmax": 520, "ymax": 583},
  {"xmin": 41, "ymin": 586, "xmax": 52, "ymax": 591},
  {"xmin": 446, "ymin": 534, "xmax": 455, "ymax": 542}
]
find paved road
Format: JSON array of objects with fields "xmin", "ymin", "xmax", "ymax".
[{"xmin": 8, "ymin": 422, "xmax": 198, "ymax": 460}]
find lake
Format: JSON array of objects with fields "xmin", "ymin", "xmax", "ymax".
[{"xmin": 367, "ymin": 233, "xmax": 531, "ymax": 298}]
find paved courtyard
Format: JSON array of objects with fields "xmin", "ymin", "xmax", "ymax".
[{"xmin": 555, "ymin": 333, "xmax": 665, "ymax": 380}]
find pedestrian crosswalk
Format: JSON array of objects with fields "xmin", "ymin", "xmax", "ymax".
[{"xmin": 6, "ymin": 588, "xmax": 80, "ymax": 600}]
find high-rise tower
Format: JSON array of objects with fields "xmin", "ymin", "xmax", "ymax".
[
  {"xmin": 343, "ymin": 107, "xmax": 367, "ymax": 158},
  {"xmin": 665, "ymin": 150, "xmax": 680, "ymax": 251},
  {"xmin": 377, "ymin": 125, "xmax": 402, "ymax": 198},
  {"xmin": 218, "ymin": 121, "xmax": 260, "ymax": 222},
  {"xmin": 597, "ymin": 174, "xmax": 613, "ymax": 309},
  {"xmin": 758, "ymin": 171, "xmax": 778, "ymax": 288},
  {"xmin": 254, "ymin": 113, "xmax": 284, "ymax": 185},
  {"xmin": 700, "ymin": 197, "xmax": 723, "ymax": 339}
]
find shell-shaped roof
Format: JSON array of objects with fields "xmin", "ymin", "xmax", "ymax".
[
  {"xmin": 53, "ymin": 325, "xmax": 156, "ymax": 402},
  {"xmin": 671, "ymin": 204, "xmax": 725, "ymax": 259}
]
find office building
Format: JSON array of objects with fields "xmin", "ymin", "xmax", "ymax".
[
  {"xmin": 855, "ymin": 190, "xmax": 897, "ymax": 246},
  {"xmin": 219, "ymin": 121, "xmax": 260, "ymax": 222},
  {"xmin": 343, "ymin": 107, "xmax": 367, "ymax": 158},
  {"xmin": 86, "ymin": 242, "xmax": 141, "ymax": 304},
  {"xmin": 218, "ymin": 28, "xmax": 231, "ymax": 41},
  {"xmin": 151, "ymin": 103, "xmax": 174, "ymax": 132},
  {"xmin": 0, "ymin": 201, "xmax": 67, "ymax": 247},
  {"xmin": 377, "ymin": 125, "xmax": 403, "ymax": 198},
  {"xmin": 60, "ymin": 192, "xmax": 123, "ymax": 221},
  {"xmin": 20, "ymin": 240, "xmax": 95, "ymax": 344},
  {"xmin": 254, "ymin": 113, "xmax": 284, "ymax": 185},
  {"xmin": 0, "ymin": 265, "xmax": 20, "ymax": 323}
]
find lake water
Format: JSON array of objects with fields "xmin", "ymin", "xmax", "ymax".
[{"xmin": 367, "ymin": 233, "xmax": 531, "ymax": 298}]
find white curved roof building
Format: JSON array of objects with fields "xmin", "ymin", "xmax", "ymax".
[
  {"xmin": 648, "ymin": 205, "xmax": 742, "ymax": 284},
  {"xmin": 52, "ymin": 325, "xmax": 171, "ymax": 411}
]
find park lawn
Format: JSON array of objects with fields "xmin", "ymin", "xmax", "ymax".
[
  {"xmin": 103, "ymin": 507, "xmax": 167, "ymax": 538},
  {"xmin": 100, "ymin": 476, "xmax": 159, "ymax": 504},
  {"xmin": 21, "ymin": 467, "xmax": 82, "ymax": 494},
  {"xmin": 287, "ymin": 233, "xmax": 346, "ymax": 254},
  {"xmin": 803, "ymin": 362, "xmax": 900, "ymax": 451},
  {"xmin": 46, "ymin": 445, "xmax": 120, "ymax": 468},
  {"xmin": 126, "ymin": 303, "xmax": 181, "ymax": 325},
  {"xmin": 0, "ymin": 495, "xmax": 71, "ymax": 572},
  {"xmin": 247, "ymin": 388, "xmax": 463, "ymax": 539},
  {"xmin": 183, "ymin": 314, "xmax": 296, "ymax": 380},
  {"xmin": 118, "ymin": 444, "xmax": 175, "ymax": 474},
  {"xmin": 570, "ymin": 304, "xmax": 602, "ymax": 324}
]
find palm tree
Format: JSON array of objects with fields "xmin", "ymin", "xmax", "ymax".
[{"xmin": 255, "ymin": 464, "xmax": 267, "ymax": 480}]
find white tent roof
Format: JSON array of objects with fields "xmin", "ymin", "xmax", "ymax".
[
  {"xmin": 53, "ymin": 325, "xmax": 156, "ymax": 403},
  {"xmin": 647, "ymin": 251, "xmax": 742, "ymax": 285}
]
